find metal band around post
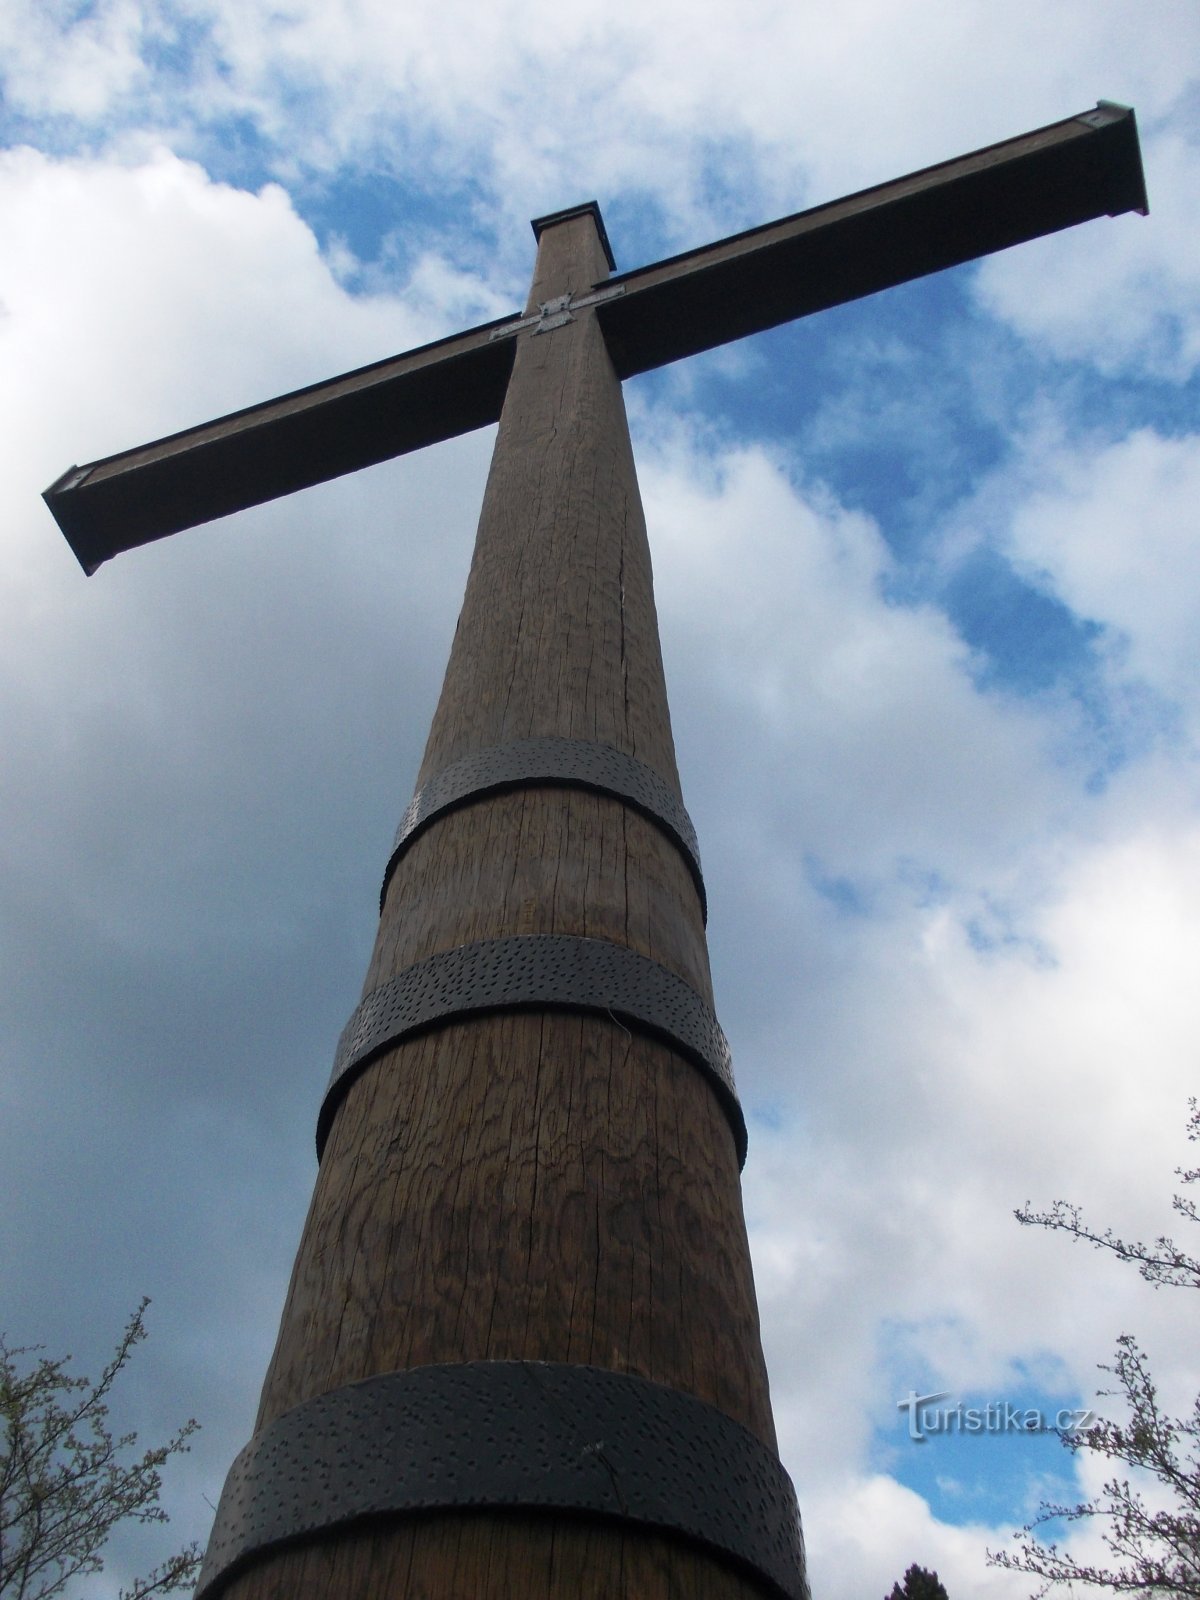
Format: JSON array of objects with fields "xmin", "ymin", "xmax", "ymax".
[
  {"xmin": 194, "ymin": 1361, "xmax": 808, "ymax": 1600},
  {"xmin": 380, "ymin": 737, "xmax": 706, "ymax": 922},
  {"xmin": 318, "ymin": 934, "xmax": 745, "ymax": 1166}
]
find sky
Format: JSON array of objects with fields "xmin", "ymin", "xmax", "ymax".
[{"xmin": 1, "ymin": 3, "xmax": 1198, "ymax": 1597}]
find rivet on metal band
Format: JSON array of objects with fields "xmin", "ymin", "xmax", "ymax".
[
  {"xmin": 318, "ymin": 934, "xmax": 745, "ymax": 1166},
  {"xmin": 194, "ymin": 1361, "xmax": 809, "ymax": 1600},
  {"xmin": 380, "ymin": 737, "xmax": 706, "ymax": 922}
]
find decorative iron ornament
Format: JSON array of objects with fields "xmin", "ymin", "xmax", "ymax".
[
  {"xmin": 318, "ymin": 934, "xmax": 745, "ymax": 1165},
  {"xmin": 194, "ymin": 1360, "xmax": 809, "ymax": 1600},
  {"xmin": 380, "ymin": 736, "xmax": 706, "ymax": 921}
]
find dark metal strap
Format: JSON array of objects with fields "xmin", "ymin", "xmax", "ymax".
[
  {"xmin": 381, "ymin": 737, "xmax": 706, "ymax": 921},
  {"xmin": 195, "ymin": 1361, "xmax": 808, "ymax": 1600},
  {"xmin": 319, "ymin": 934, "xmax": 745, "ymax": 1166}
]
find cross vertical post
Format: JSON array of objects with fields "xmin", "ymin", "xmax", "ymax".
[{"xmin": 199, "ymin": 202, "xmax": 803, "ymax": 1600}]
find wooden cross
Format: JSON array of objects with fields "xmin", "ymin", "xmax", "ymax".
[{"xmin": 45, "ymin": 105, "xmax": 1145, "ymax": 1600}]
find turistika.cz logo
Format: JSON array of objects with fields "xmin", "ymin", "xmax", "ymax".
[{"xmin": 897, "ymin": 1390, "xmax": 1096, "ymax": 1443}]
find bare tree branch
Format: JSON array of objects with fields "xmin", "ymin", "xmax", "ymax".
[
  {"xmin": 0, "ymin": 1305, "xmax": 201, "ymax": 1600},
  {"xmin": 989, "ymin": 1101, "xmax": 1200, "ymax": 1599}
]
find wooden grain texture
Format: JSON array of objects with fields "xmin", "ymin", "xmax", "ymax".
[
  {"xmin": 416, "ymin": 218, "xmax": 677, "ymax": 781},
  {"xmin": 258, "ymin": 1014, "xmax": 766, "ymax": 1429},
  {"xmin": 219, "ymin": 210, "xmax": 789, "ymax": 1600},
  {"xmin": 233, "ymin": 1512, "xmax": 778, "ymax": 1599}
]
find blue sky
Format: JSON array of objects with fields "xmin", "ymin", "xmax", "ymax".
[{"xmin": 2, "ymin": 4, "xmax": 1198, "ymax": 1597}]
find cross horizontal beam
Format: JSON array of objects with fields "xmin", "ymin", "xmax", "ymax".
[
  {"xmin": 45, "ymin": 318, "xmax": 521, "ymax": 575},
  {"xmin": 45, "ymin": 102, "xmax": 1145, "ymax": 575},
  {"xmin": 599, "ymin": 102, "xmax": 1146, "ymax": 377}
]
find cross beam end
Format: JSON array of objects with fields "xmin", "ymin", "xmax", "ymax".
[
  {"xmin": 43, "ymin": 319, "xmax": 519, "ymax": 575},
  {"xmin": 598, "ymin": 101, "xmax": 1148, "ymax": 379}
]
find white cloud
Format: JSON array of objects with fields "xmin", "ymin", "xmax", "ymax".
[
  {"xmin": 0, "ymin": 0, "xmax": 148, "ymax": 121},
  {"xmin": 804, "ymin": 1474, "xmax": 1035, "ymax": 1600},
  {"xmin": 976, "ymin": 126, "xmax": 1200, "ymax": 381},
  {"xmin": 1001, "ymin": 427, "xmax": 1200, "ymax": 731},
  {"xmin": 643, "ymin": 432, "xmax": 1084, "ymax": 926},
  {"xmin": 0, "ymin": 144, "xmax": 455, "ymax": 479},
  {"xmin": 0, "ymin": 147, "xmax": 491, "ymax": 961},
  {"xmin": 745, "ymin": 811, "xmax": 1200, "ymax": 1595},
  {"xmin": 3, "ymin": 0, "xmax": 1196, "ymax": 260}
]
